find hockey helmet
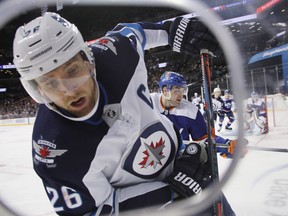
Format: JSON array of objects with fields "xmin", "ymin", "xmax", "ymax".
[
  {"xmin": 224, "ymin": 89, "xmax": 230, "ymax": 98},
  {"xmin": 213, "ymin": 87, "xmax": 221, "ymax": 94},
  {"xmin": 251, "ymin": 91, "xmax": 258, "ymax": 100},
  {"xmin": 213, "ymin": 87, "xmax": 221, "ymax": 98},
  {"xmin": 13, "ymin": 12, "xmax": 94, "ymax": 104},
  {"xmin": 224, "ymin": 89, "xmax": 230, "ymax": 95},
  {"xmin": 159, "ymin": 71, "xmax": 187, "ymax": 92}
]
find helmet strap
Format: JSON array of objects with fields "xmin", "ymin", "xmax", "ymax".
[{"xmin": 162, "ymin": 90, "xmax": 176, "ymax": 108}]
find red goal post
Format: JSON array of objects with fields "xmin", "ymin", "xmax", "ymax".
[{"xmin": 266, "ymin": 93, "xmax": 288, "ymax": 128}]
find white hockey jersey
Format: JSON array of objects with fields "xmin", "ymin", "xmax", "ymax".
[{"xmin": 32, "ymin": 22, "xmax": 180, "ymax": 215}]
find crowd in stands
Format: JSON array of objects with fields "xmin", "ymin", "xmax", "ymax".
[
  {"xmin": 145, "ymin": 50, "xmax": 203, "ymax": 92},
  {"xmin": 145, "ymin": 49, "xmax": 229, "ymax": 93},
  {"xmin": 0, "ymin": 39, "xmax": 283, "ymax": 120},
  {"xmin": 0, "ymin": 96, "xmax": 38, "ymax": 120},
  {"xmin": 0, "ymin": 8, "xmax": 287, "ymax": 120},
  {"xmin": 0, "ymin": 50, "xmax": 230, "ymax": 121}
]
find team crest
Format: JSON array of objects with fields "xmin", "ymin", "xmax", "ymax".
[
  {"xmin": 91, "ymin": 37, "xmax": 117, "ymax": 55},
  {"xmin": 124, "ymin": 122, "xmax": 176, "ymax": 179},
  {"xmin": 138, "ymin": 137, "xmax": 166, "ymax": 169},
  {"xmin": 33, "ymin": 139, "xmax": 67, "ymax": 165}
]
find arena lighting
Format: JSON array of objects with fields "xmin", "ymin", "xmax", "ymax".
[
  {"xmin": 0, "ymin": 1, "xmax": 245, "ymax": 216},
  {"xmin": 0, "ymin": 64, "xmax": 16, "ymax": 69},
  {"xmin": 158, "ymin": 62, "xmax": 167, "ymax": 68},
  {"xmin": 0, "ymin": 88, "xmax": 7, "ymax": 92}
]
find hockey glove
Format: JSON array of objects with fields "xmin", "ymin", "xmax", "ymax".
[
  {"xmin": 166, "ymin": 143, "xmax": 211, "ymax": 198},
  {"xmin": 218, "ymin": 140, "xmax": 248, "ymax": 159},
  {"xmin": 168, "ymin": 17, "xmax": 219, "ymax": 56}
]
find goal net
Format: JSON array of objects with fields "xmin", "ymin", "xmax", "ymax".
[{"xmin": 266, "ymin": 93, "xmax": 288, "ymax": 129}]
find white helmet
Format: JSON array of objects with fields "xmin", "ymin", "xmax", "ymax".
[
  {"xmin": 13, "ymin": 12, "xmax": 94, "ymax": 104},
  {"xmin": 213, "ymin": 87, "xmax": 221, "ymax": 94}
]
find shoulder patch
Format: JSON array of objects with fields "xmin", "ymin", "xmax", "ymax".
[
  {"xmin": 33, "ymin": 139, "xmax": 67, "ymax": 166},
  {"xmin": 90, "ymin": 36, "xmax": 117, "ymax": 55}
]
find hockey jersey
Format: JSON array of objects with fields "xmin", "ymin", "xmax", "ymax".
[
  {"xmin": 32, "ymin": 22, "xmax": 181, "ymax": 215},
  {"xmin": 212, "ymin": 96, "xmax": 222, "ymax": 112},
  {"xmin": 246, "ymin": 97, "xmax": 266, "ymax": 118},
  {"xmin": 150, "ymin": 93, "xmax": 230, "ymax": 147},
  {"xmin": 221, "ymin": 97, "xmax": 235, "ymax": 113},
  {"xmin": 150, "ymin": 93, "xmax": 208, "ymax": 142}
]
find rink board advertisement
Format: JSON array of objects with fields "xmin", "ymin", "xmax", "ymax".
[
  {"xmin": 0, "ymin": 117, "xmax": 36, "ymax": 126},
  {"xmin": 248, "ymin": 43, "xmax": 288, "ymax": 93}
]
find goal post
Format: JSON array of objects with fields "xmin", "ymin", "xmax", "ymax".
[{"xmin": 266, "ymin": 93, "xmax": 288, "ymax": 128}]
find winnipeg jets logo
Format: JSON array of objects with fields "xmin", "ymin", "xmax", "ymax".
[
  {"xmin": 92, "ymin": 37, "xmax": 117, "ymax": 55},
  {"xmin": 33, "ymin": 140, "xmax": 67, "ymax": 164},
  {"xmin": 124, "ymin": 122, "xmax": 176, "ymax": 179},
  {"xmin": 139, "ymin": 137, "xmax": 165, "ymax": 169}
]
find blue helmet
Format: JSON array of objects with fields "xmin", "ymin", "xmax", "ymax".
[
  {"xmin": 224, "ymin": 89, "xmax": 230, "ymax": 95},
  {"xmin": 159, "ymin": 71, "xmax": 187, "ymax": 91}
]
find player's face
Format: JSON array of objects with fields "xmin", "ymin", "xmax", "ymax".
[
  {"xmin": 36, "ymin": 54, "xmax": 96, "ymax": 117},
  {"xmin": 214, "ymin": 91, "xmax": 221, "ymax": 98},
  {"xmin": 169, "ymin": 86, "xmax": 187, "ymax": 106}
]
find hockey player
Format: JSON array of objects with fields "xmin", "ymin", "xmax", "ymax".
[
  {"xmin": 218, "ymin": 89, "xmax": 236, "ymax": 132},
  {"xmin": 151, "ymin": 71, "xmax": 247, "ymax": 158},
  {"xmin": 13, "ymin": 12, "xmax": 219, "ymax": 215},
  {"xmin": 191, "ymin": 92, "xmax": 202, "ymax": 110},
  {"xmin": 212, "ymin": 87, "xmax": 223, "ymax": 122},
  {"xmin": 245, "ymin": 91, "xmax": 267, "ymax": 134},
  {"xmin": 150, "ymin": 71, "xmax": 249, "ymax": 215}
]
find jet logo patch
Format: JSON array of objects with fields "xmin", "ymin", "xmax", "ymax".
[
  {"xmin": 124, "ymin": 122, "xmax": 176, "ymax": 179},
  {"xmin": 33, "ymin": 139, "xmax": 67, "ymax": 164}
]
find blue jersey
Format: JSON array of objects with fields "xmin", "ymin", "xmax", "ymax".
[
  {"xmin": 32, "ymin": 22, "xmax": 181, "ymax": 216},
  {"xmin": 150, "ymin": 93, "xmax": 209, "ymax": 141},
  {"xmin": 221, "ymin": 98, "xmax": 234, "ymax": 113},
  {"xmin": 150, "ymin": 93, "xmax": 230, "ymax": 148}
]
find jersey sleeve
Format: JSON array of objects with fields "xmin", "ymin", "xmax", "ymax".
[
  {"xmin": 106, "ymin": 21, "xmax": 169, "ymax": 53},
  {"xmin": 188, "ymin": 110, "xmax": 209, "ymax": 142}
]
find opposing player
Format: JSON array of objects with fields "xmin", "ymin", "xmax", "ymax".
[
  {"xmin": 191, "ymin": 92, "xmax": 202, "ymax": 110},
  {"xmin": 151, "ymin": 71, "xmax": 247, "ymax": 158},
  {"xmin": 150, "ymin": 71, "xmax": 249, "ymax": 215},
  {"xmin": 245, "ymin": 91, "xmax": 267, "ymax": 134},
  {"xmin": 218, "ymin": 89, "xmax": 236, "ymax": 132},
  {"xmin": 211, "ymin": 87, "xmax": 223, "ymax": 122},
  {"xmin": 13, "ymin": 12, "xmax": 220, "ymax": 215}
]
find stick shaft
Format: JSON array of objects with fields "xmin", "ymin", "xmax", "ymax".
[
  {"xmin": 200, "ymin": 49, "xmax": 223, "ymax": 216},
  {"xmin": 217, "ymin": 144, "xmax": 288, "ymax": 153}
]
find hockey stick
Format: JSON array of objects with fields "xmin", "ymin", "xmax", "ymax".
[
  {"xmin": 217, "ymin": 143, "xmax": 288, "ymax": 153},
  {"xmin": 200, "ymin": 49, "xmax": 223, "ymax": 216}
]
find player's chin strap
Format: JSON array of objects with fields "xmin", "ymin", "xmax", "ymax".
[{"xmin": 162, "ymin": 91, "xmax": 177, "ymax": 107}]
